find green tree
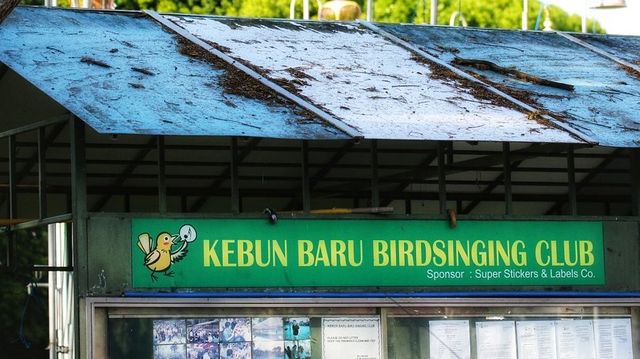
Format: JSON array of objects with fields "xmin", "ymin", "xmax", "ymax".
[{"xmin": 113, "ymin": 0, "xmax": 604, "ymax": 33}]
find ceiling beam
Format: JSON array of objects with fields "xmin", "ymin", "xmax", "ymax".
[
  {"xmin": 188, "ymin": 138, "xmax": 261, "ymax": 212},
  {"xmin": 283, "ymin": 140, "xmax": 355, "ymax": 210},
  {"xmin": 545, "ymin": 148, "xmax": 624, "ymax": 215},
  {"xmin": 90, "ymin": 137, "xmax": 157, "ymax": 212}
]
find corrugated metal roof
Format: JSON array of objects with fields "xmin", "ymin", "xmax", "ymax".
[
  {"xmin": 166, "ymin": 15, "xmax": 581, "ymax": 144},
  {"xmin": 380, "ymin": 25, "xmax": 640, "ymax": 147},
  {"xmin": 1, "ymin": 7, "xmax": 639, "ymax": 147},
  {"xmin": 572, "ymin": 32, "xmax": 640, "ymax": 67},
  {"xmin": 0, "ymin": 7, "xmax": 347, "ymax": 139}
]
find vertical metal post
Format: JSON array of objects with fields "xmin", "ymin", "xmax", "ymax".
[
  {"xmin": 70, "ymin": 116, "xmax": 87, "ymax": 359},
  {"xmin": 430, "ymin": 0, "xmax": 438, "ymax": 25},
  {"xmin": 302, "ymin": 141, "xmax": 311, "ymax": 213},
  {"xmin": 567, "ymin": 147, "xmax": 577, "ymax": 215},
  {"xmin": 230, "ymin": 137, "xmax": 240, "ymax": 214},
  {"xmin": 157, "ymin": 136, "xmax": 167, "ymax": 213},
  {"xmin": 367, "ymin": 0, "xmax": 374, "ymax": 21},
  {"xmin": 503, "ymin": 142, "xmax": 512, "ymax": 215},
  {"xmin": 8, "ymin": 135, "xmax": 16, "ymax": 221},
  {"xmin": 38, "ymin": 127, "xmax": 48, "ymax": 219},
  {"xmin": 437, "ymin": 142, "xmax": 446, "ymax": 215},
  {"xmin": 7, "ymin": 135, "xmax": 16, "ymax": 267},
  {"xmin": 631, "ymin": 149, "xmax": 640, "ymax": 216},
  {"xmin": 371, "ymin": 140, "xmax": 380, "ymax": 208}
]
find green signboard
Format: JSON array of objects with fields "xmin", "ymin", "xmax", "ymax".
[{"xmin": 131, "ymin": 219, "xmax": 605, "ymax": 288}]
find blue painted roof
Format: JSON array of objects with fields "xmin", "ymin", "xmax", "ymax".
[
  {"xmin": 572, "ymin": 32, "xmax": 640, "ymax": 66},
  {"xmin": 1, "ymin": 7, "xmax": 639, "ymax": 147},
  {"xmin": 380, "ymin": 25, "xmax": 640, "ymax": 147},
  {"xmin": 0, "ymin": 7, "xmax": 347, "ymax": 139}
]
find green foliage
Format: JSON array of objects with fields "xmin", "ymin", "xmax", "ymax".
[
  {"xmin": 113, "ymin": 0, "xmax": 604, "ymax": 33},
  {"xmin": 0, "ymin": 230, "xmax": 49, "ymax": 359}
]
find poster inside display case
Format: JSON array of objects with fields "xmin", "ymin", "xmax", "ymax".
[
  {"xmin": 151, "ymin": 317, "xmax": 311, "ymax": 359},
  {"xmin": 387, "ymin": 314, "xmax": 634, "ymax": 359}
]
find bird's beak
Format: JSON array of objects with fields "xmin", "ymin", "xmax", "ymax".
[{"xmin": 171, "ymin": 235, "xmax": 179, "ymax": 244}]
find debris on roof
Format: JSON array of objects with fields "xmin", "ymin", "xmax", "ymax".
[
  {"xmin": 380, "ymin": 25, "xmax": 640, "ymax": 147},
  {"xmin": 0, "ymin": 7, "xmax": 347, "ymax": 139},
  {"xmin": 166, "ymin": 15, "xmax": 580, "ymax": 143},
  {"xmin": 1, "ymin": 6, "xmax": 639, "ymax": 147}
]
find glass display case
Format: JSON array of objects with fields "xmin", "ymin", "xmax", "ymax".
[{"xmin": 99, "ymin": 299, "xmax": 640, "ymax": 359}]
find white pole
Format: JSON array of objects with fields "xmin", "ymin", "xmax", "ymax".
[
  {"xmin": 303, "ymin": 0, "xmax": 309, "ymax": 20},
  {"xmin": 290, "ymin": 0, "xmax": 296, "ymax": 19},
  {"xmin": 367, "ymin": 0, "xmax": 373, "ymax": 21},
  {"xmin": 522, "ymin": 0, "xmax": 528, "ymax": 30},
  {"xmin": 582, "ymin": 0, "xmax": 588, "ymax": 32},
  {"xmin": 430, "ymin": 0, "xmax": 438, "ymax": 25}
]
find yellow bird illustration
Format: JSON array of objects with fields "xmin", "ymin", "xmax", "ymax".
[{"xmin": 137, "ymin": 232, "xmax": 188, "ymax": 281}]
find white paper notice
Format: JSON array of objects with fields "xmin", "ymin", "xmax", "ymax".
[
  {"xmin": 594, "ymin": 318, "xmax": 633, "ymax": 359},
  {"xmin": 476, "ymin": 321, "xmax": 517, "ymax": 359},
  {"xmin": 429, "ymin": 320, "xmax": 470, "ymax": 359},
  {"xmin": 516, "ymin": 321, "xmax": 557, "ymax": 359},
  {"xmin": 555, "ymin": 320, "xmax": 596, "ymax": 359},
  {"xmin": 322, "ymin": 317, "xmax": 381, "ymax": 359}
]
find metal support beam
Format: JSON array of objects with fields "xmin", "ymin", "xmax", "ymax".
[
  {"xmin": 5, "ymin": 135, "xmax": 16, "ymax": 268},
  {"xmin": 284, "ymin": 141, "xmax": 355, "ymax": 210},
  {"xmin": 462, "ymin": 161, "xmax": 524, "ymax": 215},
  {"xmin": 321, "ymin": 143, "xmax": 568, "ymax": 201},
  {"xmin": 503, "ymin": 142, "xmax": 512, "ymax": 215},
  {"xmin": 631, "ymin": 149, "xmax": 640, "ymax": 216},
  {"xmin": 437, "ymin": 142, "xmax": 446, "ymax": 215},
  {"xmin": 189, "ymin": 138, "xmax": 261, "ymax": 212},
  {"xmin": 567, "ymin": 147, "xmax": 577, "ymax": 215},
  {"xmin": 381, "ymin": 151, "xmax": 438, "ymax": 207},
  {"xmin": 91, "ymin": 137, "xmax": 156, "ymax": 212},
  {"xmin": 0, "ymin": 122, "xmax": 66, "ymax": 210},
  {"xmin": 70, "ymin": 116, "xmax": 87, "ymax": 359},
  {"xmin": 38, "ymin": 127, "xmax": 48, "ymax": 219},
  {"xmin": 545, "ymin": 149, "xmax": 622, "ymax": 215},
  {"xmin": 230, "ymin": 137, "xmax": 240, "ymax": 214},
  {"xmin": 301, "ymin": 141, "xmax": 311, "ymax": 213},
  {"xmin": 8, "ymin": 135, "xmax": 16, "ymax": 221},
  {"xmin": 371, "ymin": 140, "xmax": 380, "ymax": 207},
  {"xmin": 157, "ymin": 136, "xmax": 167, "ymax": 213}
]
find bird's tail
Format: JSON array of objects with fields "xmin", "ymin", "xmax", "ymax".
[{"xmin": 137, "ymin": 233, "xmax": 151, "ymax": 254}]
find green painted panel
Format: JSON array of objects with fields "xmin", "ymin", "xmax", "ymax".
[{"xmin": 130, "ymin": 219, "xmax": 604, "ymax": 288}]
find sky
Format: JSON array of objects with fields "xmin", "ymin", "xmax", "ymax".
[{"xmin": 545, "ymin": 0, "xmax": 640, "ymax": 35}]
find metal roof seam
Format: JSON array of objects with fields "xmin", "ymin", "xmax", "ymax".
[
  {"xmin": 359, "ymin": 21, "xmax": 596, "ymax": 145},
  {"xmin": 143, "ymin": 10, "xmax": 363, "ymax": 139},
  {"xmin": 556, "ymin": 32, "xmax": 640, "ymax": 74}
]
